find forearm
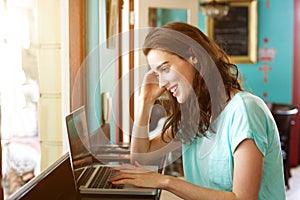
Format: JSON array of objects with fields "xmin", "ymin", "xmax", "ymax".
[
  {"xmin": 131, "ymin": 97, "xmax": 173, "ymax": 164},
  {"xmin": 131, "ymin": 98, "xmax": 153, "ymax": 154},
  {"xmin": 162, "ymin": 176, "xmax": 237, "ymax": 200}
]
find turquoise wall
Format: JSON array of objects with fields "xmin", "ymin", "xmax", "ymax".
[
  {"xmin": 159, "ymin": 9, "xmax": 187, "ymax": 25},
  {"xmin": 87, "ymin": 1, "xmax": 294, "ymax": 140},
  {"xmin": 86, "ymin": 0, "xmax": 101, "ymax": 134},
  {"xmin": 161, "ymin": 1, "xmax": 294, "ymax": 104},
  {"xmin": 86, "ymin": 0, "xmax": 116, "ymax": 141},
  {"xmin": 236, "ymin": 1, "xmax": 294, "ymax": 104}
]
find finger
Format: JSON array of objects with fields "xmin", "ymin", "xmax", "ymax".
[
  {"xmin": 120, "ymin": 169, "xmax": 148, "ymax": 173},
  {"xmin": 147, "ymin": 69, "xmax": 155, "ymax": 74},
  {"xmin": 134, "ymin": 161, "xmax": 142, "ymax": 167},
  {"xmin": 110, "ymin": 178, "xmax": 136, "ymax": 186},
  {"xmin": 111, "ymin": 164, "xmax": 135, "ymax": 171},
  {"xmin": 114, "ymin": 164, "xmax": 149, "ymax": 173},
  {"xmin": 133, "ymin": 162, "xmax": 156, "ymax": 172},
  {"xmin": 109, "ymin": 172, "xmax": 136, "ymax": 182}
]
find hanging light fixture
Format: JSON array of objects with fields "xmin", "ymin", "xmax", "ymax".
[{"xmin": 200, "ymin": 0, "xmax": 230, "ymax": 19}]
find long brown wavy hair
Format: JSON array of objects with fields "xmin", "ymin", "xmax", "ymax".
[{"xmin": 143, "ymin": 22, "xmax": 243, "ymax": 143}]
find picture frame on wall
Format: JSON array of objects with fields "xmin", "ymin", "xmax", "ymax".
[
  {"xmin": 106, "ymin": 0, "xmax": 118, "ymax": 49},
  {"xmin": 206, "ymin": 0, "xmax": 258, "ymax": 64}
]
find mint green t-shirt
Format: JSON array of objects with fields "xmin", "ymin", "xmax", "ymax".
[{"xmin": 182, "ymin": 91, "xmax": 286, "ymax": 199}]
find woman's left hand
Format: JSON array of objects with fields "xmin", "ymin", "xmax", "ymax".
[{"xmin": 108, "ymin": 162, "xmax": 167, "ymax": 189}]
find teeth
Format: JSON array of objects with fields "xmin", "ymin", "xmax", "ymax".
[{"xmin": 170, "ymin": 86, "xmax": 177, "ymax": 93}]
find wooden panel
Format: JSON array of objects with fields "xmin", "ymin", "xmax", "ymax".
[
  {"xmin": 129, "ymin": 0, "xmax": 135, "ymax": 142},
  {"xmin": 113, "ymin": 0, "xmax": 123, "ymax": 142},
  {"xmin": 7, "ymin": 153, "xmax": 78, "ymax": 200},
  {"xmin": 7, "ymin": 153, "xmax": 158, "ymax": 199},
  {"xmin": 69, "ymin": 0, "xmax": 86, "ymax": 111}
]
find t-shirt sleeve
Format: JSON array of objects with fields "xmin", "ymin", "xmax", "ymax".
[{"xmin": 230, "ymin": 98, "xmax": 269, "ymax": 156}]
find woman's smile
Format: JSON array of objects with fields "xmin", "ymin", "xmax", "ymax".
[{"xmin": 168, "ymin": 85, "xmax": 178, "ymax": 96}]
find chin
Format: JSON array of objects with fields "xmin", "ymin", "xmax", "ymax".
[{"xmin": 176, "ymin": 96, "xmax": 184, "ymax": 104}]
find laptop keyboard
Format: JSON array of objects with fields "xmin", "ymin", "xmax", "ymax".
[
  {"xmin": 89, "ymin": 166, "xmax": 123, "ymax": 189},
  {"xmin": 78, "ymin": 167, "xmax": 96, "ymax": 187},
  {"xmin": 74, "ymin": 168, "xmax": 85, "ymax": 179}
]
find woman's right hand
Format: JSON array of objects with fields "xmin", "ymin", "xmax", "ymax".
[{"xmin": 139, "ymin": 70, "xmax": 166, "ymax": 104}]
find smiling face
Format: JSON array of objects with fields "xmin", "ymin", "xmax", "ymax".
[{"xmin": 147, "ymin": 49, "xmax": 196, "ymax": 103}]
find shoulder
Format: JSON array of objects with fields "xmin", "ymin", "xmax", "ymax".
[
  {"xmin": 227, "ymin": 91, "xmax": 271, "ymax": 117},
  {"xmin": 223, "ymin": 92, "xmax": 277, "ymax": 155},
  {"xmin": 222, "ymin": 91, "xmax": 276, "ymax": 138}
]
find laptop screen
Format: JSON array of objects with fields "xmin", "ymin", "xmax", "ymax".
[{"xmin": 65, "ymin": 106, "xmax": 93, "ymax": 171}]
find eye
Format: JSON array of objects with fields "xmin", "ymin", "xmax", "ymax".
[{"xmin": 161, "ymin": 65, "xmax": 170, "ymax": 72}]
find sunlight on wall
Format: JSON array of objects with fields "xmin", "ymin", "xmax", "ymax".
[{"xmin": 0, "ymin": 0, "xmax": 40, "ymax": 197}]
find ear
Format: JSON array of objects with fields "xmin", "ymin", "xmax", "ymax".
[{"xmin": 189, "ymin": 56, "xmax": 198, "ymax": 65}]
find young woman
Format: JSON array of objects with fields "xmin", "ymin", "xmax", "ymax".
[{"xmin": 109, "ymin": 22, "xmax": 286, "ymax": 200}]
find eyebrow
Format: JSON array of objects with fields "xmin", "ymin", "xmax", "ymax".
[{"xmin": 155, "ymin": 61, "xmax": 168, "ymax": 71}]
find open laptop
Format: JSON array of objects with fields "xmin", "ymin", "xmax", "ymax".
[{"xmin": 65, "ymin": 106, "xmax": 158, "ymax": 196}]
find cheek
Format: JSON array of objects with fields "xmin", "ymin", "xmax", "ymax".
[
  {"xmin": 171, "ymin": 70, "xmax": 186, "ymax": 81},
  {"xmin": 180, "ymin": 79, "xmax": 195, "ymax": 101},
  {"xmin": 186, "ymin": 69, "xmax": 196, "ymax": 85},
  {"xmin": 175, "ymin": 65, "xmax": 195, "ymax": 84},
  {"xmin": 178, "ymin": 71, "xmax": 194, "ymax": 88},
  {"xmin": 162, "ymin": 71, "xmax": 178, "ymax": 82}
]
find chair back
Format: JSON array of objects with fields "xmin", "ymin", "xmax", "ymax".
[
  {"xmin": 271, "ymin": 103, "xmax": 298, "ymax": 158},
  {"xmin": 267, "ymin": 102, "xmax": 298, "ymax": 189},
  {"xmin": 271, "ymin": 104, "xmax": 298, "ymax": 132}
]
